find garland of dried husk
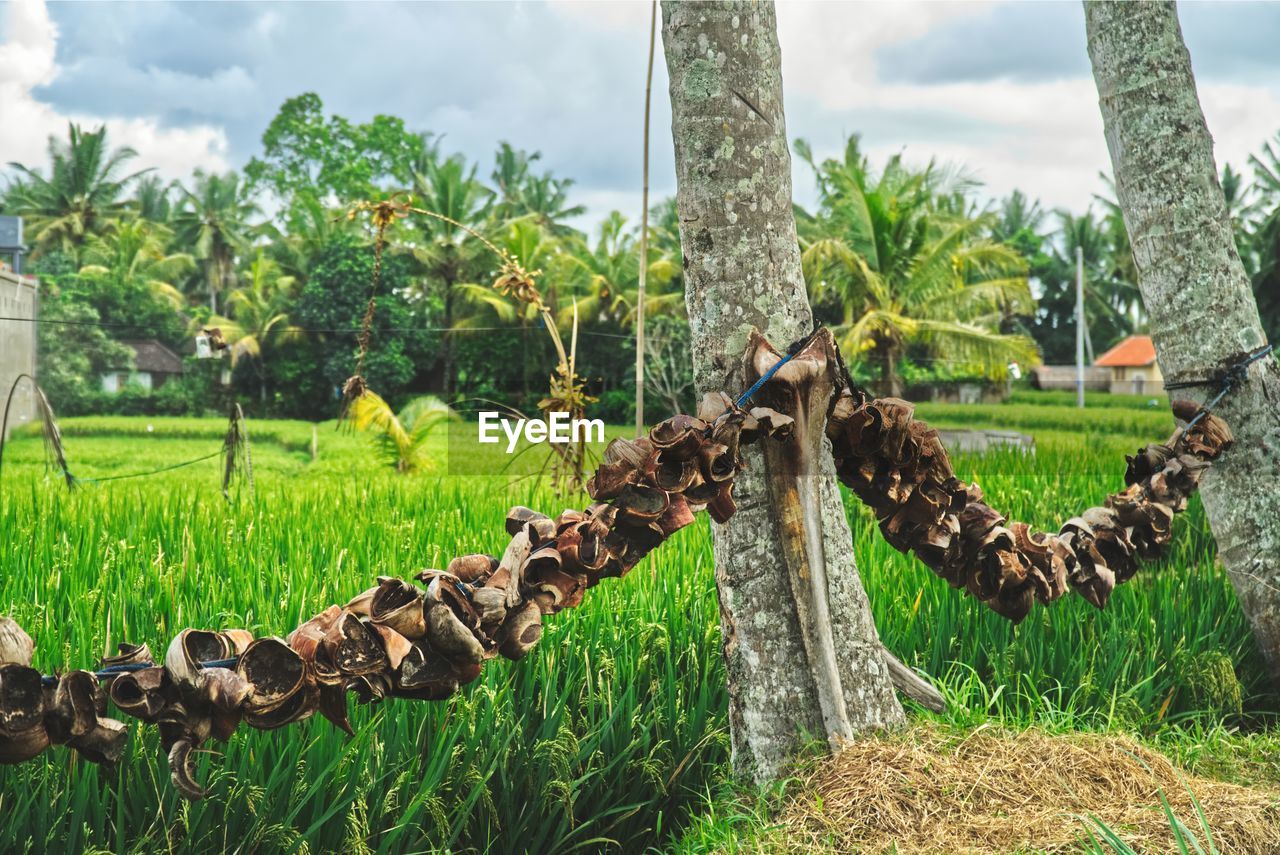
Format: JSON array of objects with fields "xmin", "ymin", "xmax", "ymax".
[
  {"xmin": 0, "ymin": 386, "xmax": 1230, "ymax": 799},
  {"xmin": 824, "ymin": 391, "xmax": 1231, "ymax": 621}
]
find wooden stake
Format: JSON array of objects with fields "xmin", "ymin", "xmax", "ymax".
[{"xmin": 635, "ymin": 0, "xmax": 657, "ymax": 438}]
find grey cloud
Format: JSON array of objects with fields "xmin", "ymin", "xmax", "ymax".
[
  {"xmin": 34, "ymin": 0, "xmax": 676, "ymax": 231},
  {"xmin": 875, "ymin": 1, "xmax": 1280, "ymax": 87},
  {"xmin": 876, "ymin": 2, "xmax": 1088, "ymax": 85}
]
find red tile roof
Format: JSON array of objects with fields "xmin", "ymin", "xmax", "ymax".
[{"xmin": 1095, "ymin": 335, "xmax": 1157, "ymax": 367}]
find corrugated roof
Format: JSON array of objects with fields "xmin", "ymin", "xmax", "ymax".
[
  {"xmin": 120, "ymin": 340, "xmax": 185, "ymax": 375},
  {"xmin": 1094, "ymin": 335, "xmax": 1157, "ymax": 367}
]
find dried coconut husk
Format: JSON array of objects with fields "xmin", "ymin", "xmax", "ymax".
[{"xmin": 827, "ymin": 388, "xmax": 1233, "ymax": 621}]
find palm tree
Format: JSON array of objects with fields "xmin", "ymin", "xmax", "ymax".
[
  {"xmin": 172, "ymin": 170, "xmax": 260, "ymax": 313},
  {"xmin": 270, "ymin": 191, "xmax": 352, "ymax": 283},
  {"xmin": 409, "ymin": 147, "xmax": 494, "ymax": 397},
  {"xmin": 77, "ymin": 219, "xmax": 193, "ymax": 309},
  {"xmin": 991, "ymin": 189, "xmax": 1045, "ymax": 244},
  {"xmin": 796, "ymin": 136, "xmax": 1037, "ymax": 396},
  {"xmin": 348, "ymin": 392, "xmax": 455, "ymax": 473},
  {"xmin": 133, "ymin": 175, "xmax": 175, "ymax": 224},
  {"xmin": 491, "ymin": 143, "xmax": 585, "ymax": 234},
  {"xmin": 1246, "ymin": 134, "xmax": 1280, "ymax": 340},
  {"xmin": 560, "ymin": 211, "xmax": 679, "ymax": 328},
  {"xmin": 5, "ymin": 123, "xmax": 151, "ymax": 260},
  {"xmin": 206, "ymin": 252, "xmax": 301, "ymax": 404}
]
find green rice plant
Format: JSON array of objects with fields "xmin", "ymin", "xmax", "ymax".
[
  {"xmin": 1080, "ymin": 788, "xmax": 1219, "ymax": 854},
  {"xmin": 0, "ymin": 397, "xmax": 1267, "ymax": 853}
]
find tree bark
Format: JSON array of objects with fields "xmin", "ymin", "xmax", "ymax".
[
  {"xmin": 661, "ymin": 0, "xmax": 904, "ymax": 784},
  {"xmin": 1085, "ymin": 1, "xmax": 1280, "ymax": 682}
]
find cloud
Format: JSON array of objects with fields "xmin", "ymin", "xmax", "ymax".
[
  {"xmin": 6, "ymin": 0, "xmax": 1280, "ymax": 234},
  {"xmin": 0, "ymin": 0, "xmax": 229, "ymax": 182},
  {"xmin": 774, "ymin": 1, "xmax": 1280, "ymax": 216}
]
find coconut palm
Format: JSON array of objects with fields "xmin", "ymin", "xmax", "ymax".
[
  {"xmin": 271, "ymin": 191, "xmax": 353, "ymax": 283},
  {"xmin": 206, "ymin": 252, "xmax": 301, "ymax": 404},
  {"xmin": 795, "ymin": 136, "xmax": 1037, "ymax": 396},
  {"xmin": 1247, "ymin": 133, "xmax": 1280, "ymax": 340},
  {"xmin": 491, "ymin": 143, "xmax": 585, "ymax": 234},
  {"xmin": 348, "ymin": 392, "xmax": 455, "ymax": 473},
  {"xmin": 172, "ymin": 170, "xmax": 261, "ymax": 313},
  {"xmin": 560, "ymin": 211, "xmax": 679, "ymax": 328},
  {"xmin": 133, "ymin": 175, "xmax": 175, "ymax": 224},
  {"xmin": 77, "ymin": 219, "xmax": 193, "ymax": 309},
  {"xmin": 5, "ymin": 123, "xmax": 151, "ymax": 260},
  {"xmin": 452, "ymin": 216, "xmax": 567, "ymax": 330},
  {"xmin": 409, "ymin": 147, "xmax": 494, "ymax": 396}
]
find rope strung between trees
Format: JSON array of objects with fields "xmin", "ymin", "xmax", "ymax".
[{"xmin": 0, "ymin": 347, "xmax": 1232, "ymax": 798}]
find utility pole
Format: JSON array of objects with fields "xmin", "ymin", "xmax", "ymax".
[
  {"xmin": 635, "ymin": 0, "xmax": 657, "ymax": 437},
  {"xmin": 1076, "ymin": 245, "xmax": 1085, "ymax": 408}
]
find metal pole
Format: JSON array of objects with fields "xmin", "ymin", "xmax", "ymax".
[
  {"xmin": 635, "ymin": 0, "xmax": 657, "ymax": 438},
  {"xmin": 1076, "ymin": 245, "xmax": 1085, "ymax": 408}
]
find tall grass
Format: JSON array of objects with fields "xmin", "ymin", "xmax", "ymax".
[{"xmin": 0, "ymin": 399, "xmax": 1265, "ymax": 853}]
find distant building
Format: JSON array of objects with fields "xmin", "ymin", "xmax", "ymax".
[
  {"xmin": 0, "ymin": 267, "xmax": 38, "ymax": 438},
  {"xmin": 1095, "ymin": 334, "xmax": 1164, "ymax": 395},
  {"xmin": 1030, "ymin": 365, "xmax": 1109, "ymax": 392},
  {"xmin": 101, "ymin": 340, "xmax": 185, "ymax": 393}
]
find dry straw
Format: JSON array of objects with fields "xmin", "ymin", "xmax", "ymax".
[{"xmin": 773, "ymin": 725, "xmax": 1280, "ymax": 854}]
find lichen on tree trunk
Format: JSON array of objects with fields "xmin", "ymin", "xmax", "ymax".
[
  {"xmin": 1085, "ymin": 1, "xmax": 1280, "ymax": 683},
  {"xmin": 661, "ymin": 0, "xmax": 903, "ymax": 783}
]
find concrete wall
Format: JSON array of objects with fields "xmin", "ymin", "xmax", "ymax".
[
  {"xmin": 1107, "ymin": 364, "xmax": 1165, "ymax": 396},
  {"xmin": 1032, "ymin": 365, "xmax": 1111, "ymax": 391},
  {"xmin": 0, "ymin": 269, "xmax": 38, "ymax": 438}
]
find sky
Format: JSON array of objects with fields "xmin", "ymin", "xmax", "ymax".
[{"xmin": 3, "ymin": 0, "xmax": 1280, "ymax": 231}]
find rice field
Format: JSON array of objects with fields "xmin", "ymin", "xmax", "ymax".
[{"xmin": 0, "ymin": 400, "xmax": 1271, "ymax": 853}]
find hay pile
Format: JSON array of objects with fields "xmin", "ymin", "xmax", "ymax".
[{"xmin": 774, "ymin": 725, "xmax": 1280, "ymax": 853}]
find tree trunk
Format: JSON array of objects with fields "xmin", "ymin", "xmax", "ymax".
[
  {"xmin": 1085, "ymin": 1, "xmax": 1280, "ymax": 682},
  {"xmin": 662, "ymin": 0, "xmax": 904, "ymax": 784},
  {"xmin": 880, "ymin": 343, "xmax": 903, "ymax": 399}
]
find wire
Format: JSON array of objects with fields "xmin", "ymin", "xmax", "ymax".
[
  {"xmin": 71, "ymin": 449, "xmax": 223, "ymax": 485},
  {"xmin": 1164, "ymin": 344, "xmax": 1274, "ymax": 431},
  {"xmin": 41, "ymin": 656, "xmax": 237, "ymax": 688},
  {"xmin": 0, "ymin": 315, "xmax": 675, "ymax": 345}
]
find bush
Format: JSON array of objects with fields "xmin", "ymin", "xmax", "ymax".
[{"xmin": 589, "ymin": 387, "xmax": 635, "ymax": 425}]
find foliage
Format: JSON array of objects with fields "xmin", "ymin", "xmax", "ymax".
[
  {"xmin": 77, "ymin": 218, "xmax": 193, "ymax": 311},
  {"xmin": 1019, "ymin": 205, "xmax": 1140, "ymax": 363},
  {"xmin": 491, "ymin": 142, "xmax": 586, "ymax": 233},
  {"xmin": 172, "ymin": 170, "xmax": 261, "ymax": 312},
  {"xmin": 796, "ymin": 136, "xmax": 1038, "ymax": 396},
  {"xmin": 644, "ymin": 314, "xmax": 695, "ymax": 419},
  {"xmin": 271, "ymin": 232, "xmax": 437, "ymax": 419},
  {"xmin": 207, "ymin": 252, "xmax": 302, "ymax": 405},
  {"xmin": 245, "ymin": 93, "xmax": 422, "ymax": 216},
  {"xmin": 30, "ymin": 290, "xmax": 133, "ymax": 415},
  {"xmin": 348, "ymin": 392, "xmax": 455, "ymax": 473},
  {"xmin": 0, "ymin": 396, "xmax": 1271, "ymax": 852},
  {"xmin": 3, "ymin": 123, "xmax": 150, "ymax": 260}
]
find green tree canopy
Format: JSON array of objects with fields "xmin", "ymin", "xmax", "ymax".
[
  {"xmin": 5, "ymin": 123, "xmax": 150, "ymax": 260},
  {"xmin": 245, "ymin": 93, "xmax": 422, "ymax": 218},
  {"xmin": 796, "ymin": 136, "xmax": 1037, "ymax": 395}
]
